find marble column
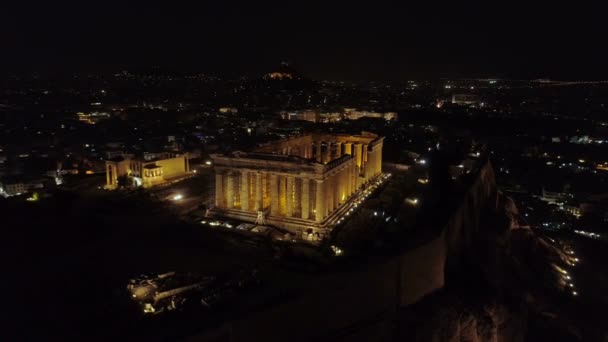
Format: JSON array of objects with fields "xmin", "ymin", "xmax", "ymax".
[
  {"xmin": 255, "ymin": 173, "xmax": 263, "ymax": 211},
  {"xmin": 215, "ymin": 173, "xmax": 224, "ymax": 207},
  {"xmin": 240, "ymin": 171, "xmax": 249, "ymax": 211},
  {"xmin": 225, "ymin": 173, "xmax": 234, "ymax": 209},
  {"xmin": 324, "ymin": 142, "xmax": 332, "ymax": 163},
  {"xmin": 352, "ymin": 162, "xmax": 359, "ymax": 192},
  {"xmin": 340, "ymin": 167, "xmax": 347, "ymax": 204},
  {"xmin": 355, "ymin": 143, "xmax": 363, "ymax": 167},
  {"xmin": 345, "ymin": 163, "xmax": 352, "ymax": 196},
  {"xmin": 316, "ymin": 142, "xmax": 322, "ymax": 163},
  {"xmin": 270, "ymin": 174, "xmax": 279, "ymax": 215},
  {"xmin": 315, "ymin": 180, "xmax": 325, "ymax": 222},
  {"xmin": 344, "ymin": 143, "xmax": 353, "ymax": 155},
  {"xmin": 334, "ymin": 172, "xmax": 340, "ymax": 208},
  {"xmin": 286, "ymin": 176, "xmax": 294, "ymax": 217},
  {"xmin": 378, "ymin": 145, "xmax": 383, "ymax": 174},
  {"xmin": 335, "ymin": 142, "xmax": 342, "ymax": 157},
  {"xmin": 327, "ymin": 175, "xmax": 334, "ymax": 213},
  {"xmin": 301, "ymin": 178, "xmax": 310, "ymax": 220},
  {"xmin": 373, "ymin": 149, "xmax": 379, "ymax": 176},
  {"xmin": 351, "ymin": 162, "xmax": 357, "ymax": 194}
]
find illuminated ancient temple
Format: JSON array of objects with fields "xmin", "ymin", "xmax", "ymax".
[
  {"xmin": 105, "ymin": 152, "xmax": 190, "ymax": 189},
  {"xmin": 210, "ymin": 132, "xmax": 384, "ymax": 240}
]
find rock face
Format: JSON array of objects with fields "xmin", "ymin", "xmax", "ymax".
[
  {"xmin": 397, "ymin": 150, "xmax": 584, "ymax": 342},
  {"xmin": 404, "ymin": 296, "xmax": 524, "ymax": 342}
]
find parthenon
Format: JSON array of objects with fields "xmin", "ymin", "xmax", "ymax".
[{"xmin": 210, "ymin": 132, "xmax": 384, "ymax": 240}]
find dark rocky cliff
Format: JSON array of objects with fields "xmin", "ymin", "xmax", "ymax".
[{"xmin": 397, "ymin": 167, "xmax": 583, "ymax": 342}]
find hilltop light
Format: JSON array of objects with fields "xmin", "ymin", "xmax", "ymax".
[{"xmin": 406, "ymin": 198, "xmax": 419, "ymax": 206}]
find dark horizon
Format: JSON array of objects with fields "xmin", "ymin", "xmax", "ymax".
[{"xmin": 2, "ymin": 2, "xmax": 608, "ymax": 81}]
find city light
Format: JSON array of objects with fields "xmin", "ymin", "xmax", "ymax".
[
  {"xmin": 172, "ymin": 194, "xmax": 183, "ymax": 201},
  {"xmin": 331, "ymin": 245, "xmax": 343, "ymax": 256},
  {"xmin": 26, "ymin": 192, "xmax": 39, "ymax": 202}
]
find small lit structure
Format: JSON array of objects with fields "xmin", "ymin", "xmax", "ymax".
[
  {"xmin": 406, "ymin": 198, "xmax": 419, "ymax": 206},
  {"xmin": 105, "ymin": 152, "xmax": 190, "ymax": 189}
]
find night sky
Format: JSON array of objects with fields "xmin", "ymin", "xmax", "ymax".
[{"xmin": 2, "ymin": 1, "xmax": 608, "ymax": 81}]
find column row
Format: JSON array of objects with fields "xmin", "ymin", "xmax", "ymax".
[
  {"xmin": 311, "ymin": 141, "xmax": 350, "ymax": 163},
  {"xmin": 216, "ymin": 164, "xmax": 363, "ymax": 224},
  {"xmin": 217, "ymin": 171, "xmax": 325, "ymax": 222}
]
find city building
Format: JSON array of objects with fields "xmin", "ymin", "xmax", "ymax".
[
  {"xmin": 210, "ymin": 132, "xmax": 384, "ymax": 240},
  {"xmin": 105, "ymin": 152, "xmax": 190, "ymax": 189},
  {"xmin": 343, "ymin": 108, "xmax": 397, "ymax": 121},
  {"xmin": 280, "ymin": 110, "xmax": 320, "ymax": 123},
  {"xmin": 540, "ymin": 187, "xmax": 568, "ymax": 203},
  {"xmin": 451, "ymin": 94, "xmax": 480, "ymax": 106},
  {"xmin": 77, "ymin": 111, "xmax": 111, "ymax": 125},
  {"xmin": 280, "ymin": 109, "xmax": 397, "ymax": 123},
  {"xmin": 0, "ymin": 177, "xmax": 44, "ymax": 197}
]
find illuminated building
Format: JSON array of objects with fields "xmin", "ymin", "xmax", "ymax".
[
  {"xmin": 0, "ymin": 178, "xmax": 44, "ymax": 197},
  {"xmin": 281, "ymin": 109, "xmax": 396, "ymax": 123},
  {"xmin": 540, "ymin": 188, "xmax": 568, "ymax": 203},
  {"xmin": 219, "ymin": 107, "xmax": 238, "ymax": 114},
  {"xmin": 280, "ymin": 110, "xmax": 320, "ymax": 123},
  {"xmin": 105, "ymin": 152, "xmax": 190, "ymax": 189},
  {"xmin": 210, "ymin": 132, "xmax": 384, "ymax": 240},
  {"xmin": 77, "ymin": 111, "xmax": 111, "ymax": 125},
  {"xmin": 343, "ymin": 108, "xmax": 397, "ymax": 121},
  {"xmin": 262, "ymin": 62, "xmax": 301, "ymax": 80},
  {"xmin": 451, "ymin": 94, "xmax": 480, "ymax": 106},
  {"xmin": 0, "ymin": 181, "xmax": 26, "ymax": 197}
]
